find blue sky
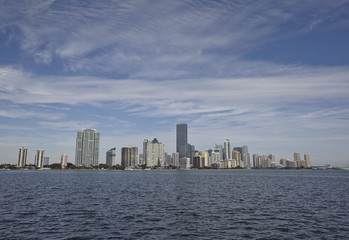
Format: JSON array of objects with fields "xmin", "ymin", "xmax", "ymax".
[{"xmin": 0, "ymin": 0, "xmax": 348, "ymax": 166}]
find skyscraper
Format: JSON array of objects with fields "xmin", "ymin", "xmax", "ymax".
[
  {"xmin": 224, "ymin": 139, "xmax": 232, "ymax": 160},
  {"xmin": 176, "ymin": 123, "xmax": 187, "ymax": 159},
  {"xmin": 17, "ymin": 147, "xmax": 27, "ymax": 167},
  {"xmin": 106, "ymin": 147, "xmax": 116, "ymax": 167},
  {"xmin": 121, "ymin": 146, "xmax": 138, "ymax": 167},
  {"xmin": 143, "ymin": 138, "xmax": 165, "ymax": 167},
  {"xmin": 35, "ymin": 149, "xmax": 45, "ymax": 168},
  {"xmin": 75, "ymin": 129, "xmax": 100, "ymax": 167},
  {"xmin": 304, "ymin": 154, "xmax": 311, "ymax": 168}
]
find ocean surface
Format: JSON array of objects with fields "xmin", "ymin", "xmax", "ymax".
[{"xmin": 0, "ymin": 169, "xmax": 348, "ymax": 239}]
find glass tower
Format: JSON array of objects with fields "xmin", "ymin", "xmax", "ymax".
[{"xmin": 176, "ymin": 123, "xmax": 187, "ymax": 159}]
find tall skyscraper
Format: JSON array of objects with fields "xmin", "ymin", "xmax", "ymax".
[
  {"xmin": 17, "ymin": 147, "xmax": 27, "ymax": 167},
  {"xmin": 294, "ymin": 152, "xmax": 301, "ymax": 168},
  {"xmin": 35, "ymin": 149, "xmax": 45, "ymax": 168},
  {"xmin": 176, "ymin": 123, "xmax": 187, "ymax": 159},
  {"xmin": 106, "ymin": 147, "xmax": 116, "ymax": 167},
  {"xmin": 172, "ymin": 152, "xmax": 179, "ymax": 167},
  {"xmin": 304, "ymin": 154, "xmax": 311, "ymax": 168},
  {"xmin": 121, "ymin": 146, "xmax": 138, "ymax": 167},
  {"xmin": 143, "ymin": 138, "xmax": 165, "ymax": 167},
  {"xmin": 61, "ymin": 154, "xmax": 68, "ymax": 169},
  {"xmin": 75, "ymin": 129, "xmax": 100, "ymax": 167},
  {"xmin": 224, "ymin": 139, "xmax": 232, "ymax": 160}
]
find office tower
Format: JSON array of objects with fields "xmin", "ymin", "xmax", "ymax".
[
  {"xmin": 176, "ymin": 123, "xmax": 187, "ymax": 159},
  {"xmin": 143, "ymin": 138, "xmax": 165, "ymax": 167},
  {"xmin": 165, "ymin": 153, "xmax": 171, "ymax": 167},
  {"xmin": 242, "ymin": 145, "xmax": 250, "ymax": 168},
  {"xmin": 172, "ymin": 152, "xmax": 179, "ymax": 167},
  {"xmin": 204, "ymin": 151, "xmax": 209, "ymax": 167},
  {"xmin": 121, "ymin": 146, "xmax": 138, "ymax": 167},
  {"xmin": 106, "ymin": 147, "xmax": 116, "ymax": 167},
  {"xmin": 304, "ymin": 154, "xmax": 311, "ymax": 168},
  {"xmin": 75, "ymin": 129, "xmax": 100, "ymax": 167},
  {"xmin": 214, "ymin": 144, "xmax": 223, "ymax": 161},
  {"xmin": 43, "ymin": 157, "xmax": 49, "ymax": 167},
  {"xmin": 224, "ymin": 139, "xmax": 232, "ymax": 160},
  {"xmin": 35, "ymin": 149, "xmax": 45, "ymax": 168},
  {"xmin": 187, "ymin": 143, "xmax": 195, "ymax": 163},
  {"xmin": 17, "ymin": 147, "xmax": 27, "ymax": 167},
  {"xmin": 61, "ymin": 154, "xmax": 68, "ymax": 169}
]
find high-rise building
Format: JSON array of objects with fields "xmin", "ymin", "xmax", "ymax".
[
  {"xmin": 294, "ymin": 152, "xmax": 301, "ymax": 168},
  {"xmin": 172, "ymin": 152, "xmax": 179, "ymax": 167},
  {"xmin": 224, "ymin": 139, "xmax": 232, "ymax": 160},
  {"xmin": 35, "ymin": 149, "xmax": 45, "ymax": 168},
  {"xmin": 176, "ymin": 123, "xmax": 187, "ymax": 159},
  {"xmin": 61, "ymin": 154, "xmax": 68, "ymax": 169},
  {"xmin": 121, "ymin": 146, "xmax": 138, "ymax": 167},
  {"xmin": 232, "ymin": 150, "xmax": 241, "ymax": 166},
  {"xmin": 304, "ymin": 154, "xmax": 311, "ymax": 168},
  {"xmin": 143, "ymin": 138, "xmax": 165, "ymax": 167},
  {"xmin": 17, "ymin": 147, "xmax": 27, "ymax": 167},
  {"xmin": 75, "ymin": 129, "xmax": 100, "ymax": 167},
  {"xmin": 106, "ymin": 148, "xmax": 116, "ymax": 167}
]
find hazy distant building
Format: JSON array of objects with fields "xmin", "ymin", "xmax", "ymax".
[
  {"xmin": 35, "ymin": 149, "xmax": 45, "ymax": 168},
  {"xmin": 43, "ymin": 157, "xmax": 49, "ymax": 167},
  {"xmin": 143, "ymin": 138, "xmax": 165, "ymax": 167},
  {"xmin": 224, "ymin": 139, "xmax": 232, "ymax": 160},
  {"xmin": 61, "ymin": 154, "xmax": 68, "ymax": 169},
  {"xmin": 106, "ymin": 148, "xmax": 116, "ymax": 167},
  {"xmin": 75, "ymin": 129, "xmax": 100, "ymax": 167},
  {"xmin": 176, "ymin": 123, "xmax": 187, "ymax": 159},
  {"xmin": 121, "ymin": 146, "xmax": 138, "ymax": 167},
  {"xmin": 304, "ymin": 154, "xmax": 311, "ymax": 168},
  {"xmin": 139, "ymin": 153, "xmax": 144, "ymax": 165},
  {"xmin": 17, "ymin": 147, "xmax": 27, "ymax": 167},
  {"xmin": 242, "ymin": 145, "xmax": 251, "ymax": 168}
]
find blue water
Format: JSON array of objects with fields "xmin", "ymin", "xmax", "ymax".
[{"xmin": 0, "ymin": 170, "xmax": 348, "ymax": 239}]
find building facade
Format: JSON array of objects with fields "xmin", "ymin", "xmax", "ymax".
[
  {"xmin": 121, "ymin": 146, "xmax": 138, "ymax": 167},
  {"xmin": 17, "ymin": 147, "xmax": 27, "ymax": 167},
  {"xmin": 106, "ymin": 147, "xmax": 116, "ymax": 167},
  {"xmin": 176, "ymin": 123, "xmax": 187, "ymax": 159},
  {"xmin": 75, "ymin": 129, "xmax": 100, "ymax": 167}
]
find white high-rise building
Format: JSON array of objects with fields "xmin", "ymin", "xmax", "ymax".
[
  {"xmin": 172, "ymin": 152, "xmax": 179, "ymax": 167},
  {"xmin": 106, "ymin": 148, "xmax": 116, "ymax": 167},
  {"xmin": 224, "ymin": 139, "xmax": 232, "ymax": 160},
  {"xmin": 304, "ymin": 154, "xmax": 311, "ymax": 168},
  {"xmin": 35, "ymin": 149, "xmax": 45, "ymax": 168},
  {"xmin": 17, "ymin": 147, "xmax": 27, "ymax": 167},
  {"xmin": 75, "ymin": 129, "xmax": 100, "ymax": 167},
  {"xmin": 143, "ymin": 138, "xmax": 165, "ymax": 167}
]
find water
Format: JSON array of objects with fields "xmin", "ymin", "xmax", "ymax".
[{"xmin": 0, "ymin": 170, "xmax": 348, "ymax": 239}]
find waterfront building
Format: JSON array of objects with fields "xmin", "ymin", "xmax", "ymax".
[
  {"xmin": 17, "ymin": 147, "xmax": 27, "ymax": 167},
  {"xmin": 294, "ymin": 152, "xmax": 301, "ymax": 168},
  {"xmin": 187, "ymin": 143, "xmax": 195, "ymax": 163},
  {"xmin": 106, "ymin": 148, "xmax": 116, "ymax": 167},
  {"xmin": 75, "ymin": 129, "xmax": 100, "ymax": 167},
  {"xmin": 172, "ymin": 152, "xmax": 179, "ymax": 167},
  {"xmin": 43, "ymin": 157, "xmax": 49, "ymax": 167},
  {"xmin": 176, "ymin": 123, "xmax": 187, "ymax": 159},
  {"xmin": 143, "ymin": 138, "xmax": 165, "ymax": 167},
  {"xmin": 232, "ymin": 150, "xmax": 241, "ymax": 166},
  {"xmin": 242, "ymin": 145, "xmax": 250, "ymax": 168},
  {"xmin": 179, "ymin": 157, "xmax": 190, "ymax": 169},
  {"xmin": 61, "ymin": 154, "xmax": 68, "ymax": 169},
  {"xmin": 224, "ymin": 139, "xmax": 232, "ymax": 160},
  {"xmin": 121, "ymin": 146, "xmax": 138, "ymax": 167},
  {"xmin": 165, "ymin": 153, "xmax": 171, "ymax": 167},
  {"xmin": 139, "ymin": 153, "xmax": 144, "ymax": 165},
  {"xmin": 304, "ymin": 154, "xmax": 311, "ymax": 168},
  {"xmin": 35, "ymin": 149, "xmax": 45, "ymax": 168}
]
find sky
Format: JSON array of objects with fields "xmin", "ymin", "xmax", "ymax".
[{"xmin": 0, "ymin": 0, "xmax": 349, "ymax": 167}]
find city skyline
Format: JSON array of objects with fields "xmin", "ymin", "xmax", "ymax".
[{"xmin": 0, "ymin": 1, "xmax": 349, "ymax": 167}]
